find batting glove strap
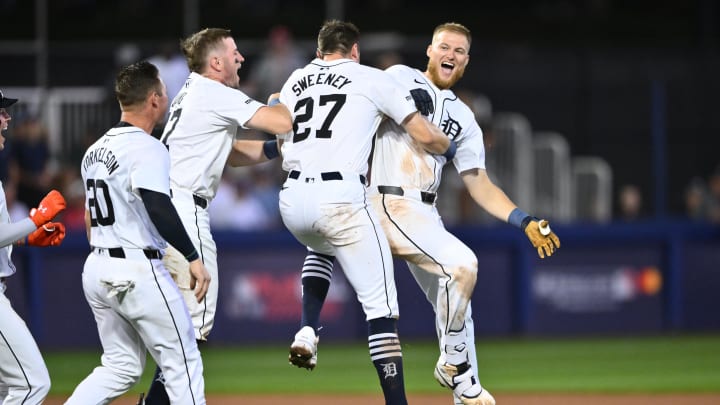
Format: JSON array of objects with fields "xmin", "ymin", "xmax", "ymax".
[
  {"xmin": 508, "ymin": 207, "xmax": 535, "ymax": 229},
  {"xmin": 442, "ymin": 140, "xmax": 457, "ymax": 161},
  {"xmin": 263, "ymin": 139, "xmax": 280, "ymax": 160}
]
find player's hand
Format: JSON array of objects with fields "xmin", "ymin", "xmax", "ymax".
[
  {"xmin": 524, "ymin": 219, "xmax": 561, "ymax": 258},
  {"xmin": 188, "ymin": 258, "xmax": 211, "ymax": 302},
  {"xmin": 30, "ymin": 190, "xmax": 67, "ymax": 227},
  {"xmin": 410, "ymin": 88, "xmax": 434, "ymax": 116},
  {"xmin": 26, "ymin": 222, "xmax": 66, "ymax": 247}
]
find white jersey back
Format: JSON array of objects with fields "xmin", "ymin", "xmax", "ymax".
[
  {"xmin": 81, "ymin": 125, "xmax": 170, "ymax": 250},
  {"xmin": 279, "ymin": 58, "xmax": 417, "ymax": 176},
  {"xmin": 371, "ymin": 65, "xmax": 485, "ymax": 193},
  {"xmin": 160, "ymin": 72, "xmax": 264, "ymax": 201}
]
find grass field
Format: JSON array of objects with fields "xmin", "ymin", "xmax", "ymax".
[{"xmin": 45, "ymin": 333, "xmax": 720, "ymax": 396}]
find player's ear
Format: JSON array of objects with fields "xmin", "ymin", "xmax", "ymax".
[
  {"xmin": 350, "ymin": 43, "xmax": 360, "ymax": 62},
  {"xmin": 426, "ymin": 44, "xmax": 432, "ymax": 58}
]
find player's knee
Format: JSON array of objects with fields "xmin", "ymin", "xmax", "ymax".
[{"xmin": 453, "ymin": 262, "xmax": 478, "ymax": 286}]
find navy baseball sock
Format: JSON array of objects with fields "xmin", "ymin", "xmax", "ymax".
[
  {"xmin": 143, "ymin": 365, "xmax": 170, "ymax": 405},
  {"xmin": 300, "ymin": 252, "xmax": 334, "ymax": 329},
  {"xmin": 368, "ymin": 317, "xmax": 407, "ymax": 405}
]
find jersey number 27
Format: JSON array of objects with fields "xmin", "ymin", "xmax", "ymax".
[{"xmin": 292, "ymin": 94, "xmax": 346, "ymax": 143}]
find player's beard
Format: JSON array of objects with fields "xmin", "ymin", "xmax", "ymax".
[{"xmin": 426, "ymin": 60, "xmax": 465, "ymax": 89}]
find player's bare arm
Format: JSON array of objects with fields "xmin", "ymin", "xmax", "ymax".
[
  {"xmin": 227, "ymin": 137, "xmax": 282, "ymax": 166},
  {"xmin": 402, "ymin": 111, "xmax": 452, "ymax": 154},
  {"xmin": 245, "ymin": 102, "xmax": 293, "ymax": 135},
  {"xmin": 462, "ymin": 168, "xmax": 561, "ymax": 258}
]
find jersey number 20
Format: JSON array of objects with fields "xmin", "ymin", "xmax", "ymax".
[
  {"xmin": 292, "ymin": 94, "xmax": 346, "ymax": 143},
  {"xmin": 86, "ymin": 179, "xmax": 115, "ymax": 226}
]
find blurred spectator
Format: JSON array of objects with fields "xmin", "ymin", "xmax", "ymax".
[
  {"xmin": 684, "ymin": 177, "xmax": 714, "ymax": 221},
  {"xmin": 706, "ymin": 165, "xmax": 720, "ymax": 222},
  {"xmin": 617, "ymin": 183, "xmax": 643, "ymax": 221},
  {"xmin": 57, "ymin": 168, "xmax": 87, "ymax": 231},
  {"xmin": 147, "ymin": 41, "xmax": 190, "ymax": 102},
  {"xmin": 209, "ymin": 171, "xmax": 274, "ymax": 230},
  {"xmin": 8, "ymin": 114, "xmax": 52, "ymax": 207},
  {"xmin": 246, "ymin": 25, "xmax": 306, "ymax": 100},
  {"xmin": 4, "ymin": 181, "xmax": 28, "ymax": 223},
  {"xmin": 372, "ymin": 50, "xmax": 403, "ymax": 70},
  {"xmin": 247, "ymin": 163, "xmax": 282, "ymax": 228}
]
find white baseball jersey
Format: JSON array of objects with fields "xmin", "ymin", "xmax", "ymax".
[
  {"xmin": 82, "ymin": 123, "xmax": 170, "ymax": 250},
  {"xmin": 161, "ymin": 72, "xmax": 264, "ymax": 201},
  {"xmin": 70, "ymin": 123, "xmax": 205, "ymax": 404},
  {"xmin": 279, "ymin": 58, "xmax": 417, "ymax": 175},
  {"xmin": 371, "ymin": 65, "xmax": 485, "ymax": 193},
  {"xmin": 278, "ymin": 58, "xmax": 418, "ymax": 321}
]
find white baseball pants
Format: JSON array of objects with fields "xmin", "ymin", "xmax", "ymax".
[
  {"xmin": 65, "ymin": 251, "xmax": 205, "ymax": 405},
  {"xmin": 0, "ymin": 283, "xmax": 50, "ymax": 405}
]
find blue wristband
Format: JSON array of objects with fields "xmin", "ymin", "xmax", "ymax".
[
  {"xmin": 263, "ymin": 140, "xmax": 280, "ymax": 159},
  {"xmin": 508, "ymin": 208, "xmax": 531, "ymax": 229},
  {"xmin": 442, "ymin": 140, "xmax": 457, "ymax": 160},
  {"xmin": 268, "ymin": 97, "xmax": 281, "ymax": 106}
]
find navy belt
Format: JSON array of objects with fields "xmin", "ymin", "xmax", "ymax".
[
  {"xmin": 288, "ymin": 170, "xmax": 366, "ymax": 184},
  {"xmin": 193, "ymin": 194, "xmax": 208, "ymax": 209},
  {"xmin": 94, "ymin": 247, "xmax": 162, "ymax": 260},
  {"xmin": 377, "ymin": 185, "xmax": 437, "ymax": 204}
]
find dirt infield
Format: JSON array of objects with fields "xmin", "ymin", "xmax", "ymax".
[{"xmin": 46, "ymin": 392, "xmax": 720, "ymax": 404}]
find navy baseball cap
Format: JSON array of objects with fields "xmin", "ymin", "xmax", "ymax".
[{"xmin": 0, "ymin": 90, "xmax": 18, "ymax": 108}]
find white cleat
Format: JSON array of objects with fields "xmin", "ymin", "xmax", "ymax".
[
  {"xmin": 289, "ymin": 326, "xmax": 318, "ymax": 370},
  {"xmin": 434, "ymin": 361, "xmax": 496, "ymax": 405}
]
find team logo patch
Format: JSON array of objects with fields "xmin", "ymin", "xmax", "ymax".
[
  {"xmin": 441, "ymin": 113, "xmax": 462, "ymax": 139},
  {"xmin": 381, "ymin": 362, "xmax": 398, "ymax": 379}
]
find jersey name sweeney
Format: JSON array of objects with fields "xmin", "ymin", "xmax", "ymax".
[
  {"xmin": 83, "ymin": 146, "xmax": 120, "ymax": 175},
  {"xmin": 291, "ymin": 73, "xmax": 352, "ymax": 96}
]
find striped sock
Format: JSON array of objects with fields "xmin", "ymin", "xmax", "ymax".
[
  {"xmin": 368, "ymin": 317, "xmax": 407, "ymax": 405},
  {"xmin": 300, "ymin": 252, "xmax": 334, "ymax": 329}
]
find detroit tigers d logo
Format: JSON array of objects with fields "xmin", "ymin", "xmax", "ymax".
[{"xmin": 441, "ymin": 113, "xmax": 462, "ymax": 139}]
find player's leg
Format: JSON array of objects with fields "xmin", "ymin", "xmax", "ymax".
[
  {"xmin": 289, "ymin": 248, "xmax": 335, "ymax": 370},
  {"xmin": 65, "ymin": 255, "xmax": 147, "ymax": 404},
  {"xmin": 136, "ymin": 260, "xmax": 205, "ymax": 404},
  {"xmin": 328, "ymin": 202, "xmax": 407, "ymax": 404},
  {"xmin": 0, "ymin": 291, "xmax": 50, "ymax": 405},
  {"xmin": 373, "ymin": 195, "xmax": 491, "ymax": 404}
]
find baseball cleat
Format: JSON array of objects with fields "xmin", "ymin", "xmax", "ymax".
[
  {"xmin": 289, "ymin": 326, "xmax": 318, "ymax": 370},
  {"xmin": 434, "ymin": 361, "xmax": 495, "ymax": 405}
]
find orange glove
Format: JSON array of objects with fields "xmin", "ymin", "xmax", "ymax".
[
  {"xmin": 524, "ymin": 219, "xmax": 561, "ymax": 259},
  {"xmin": 30, "ymin": 190, "xmax": 67, "ymax": 227},
  {"xmin": 26, "ymin": 222, "xmax": 66, "ymax": 247}
]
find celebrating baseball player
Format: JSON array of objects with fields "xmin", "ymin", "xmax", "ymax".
[
  {"xmin": 292, "ymin": 22, "xmax": 561, "ymax": 405},
  {"xmin": 0, "ymin": 90, "xmax": 67, "ymax": 405},
  {"xmin": 67, "ymin": 61, "xmax": 209, "ymax": 404},
  {"xmin": 279, "ymin": 20, "xmax": 457, "ymax": 405},
  {"xmin": 143, "ymin": 28, "xmax": 293, "ymax": 403}
]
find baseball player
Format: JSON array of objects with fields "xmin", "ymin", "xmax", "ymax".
[
  {"xmin": 292, "ymin": 23, "xmax": 561, "ymax": 405},
  {"xmin": 66, "ymin": 61, "xmax": 210, "ymax": 405},
  {"xmin": 0, "ymin": 90, "xmax": 67, "ymax": 405},
  {"xmin": 144, "ymin": 28, "xmax": 293, "ymax": 403},
  {"xmin": 279, "ymin": 20, "xmax": 457, "ymax": 405}
]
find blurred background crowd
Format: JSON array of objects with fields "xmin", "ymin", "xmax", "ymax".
[{"xmin": 2, "ymin": 0, "xmax": 720, "ymax": 230}]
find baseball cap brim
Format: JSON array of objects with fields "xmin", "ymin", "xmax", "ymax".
[{"xmin": 0, "ymin": 96, "xmax": 18, "ymax": 108}]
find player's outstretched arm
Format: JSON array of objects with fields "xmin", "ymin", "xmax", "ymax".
[
  {"xmin": 402, "ymin": 112, "xmax": 454, "ymax": 156},
  {"xmin": 461, "ymin": 168, "xmax": 560, "ymax": 258}
]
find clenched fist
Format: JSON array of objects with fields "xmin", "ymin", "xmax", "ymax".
[
  {"xmin": 524, "ymin": 219, "xmax": 561, "ymax": 258},
  {"xmin": 30, "ymin": 190, "xmax": 66, "ymax": 227},
  {"xmin": 27, "ymin": 222, "xmax": 66, "ymax": 247}
]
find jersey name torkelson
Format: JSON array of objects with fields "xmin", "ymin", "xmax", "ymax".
[
  {"xmin": 83, "ymin": 146, "xmax": 120, "ymax": 175},
  {"xmin": 291, "ymin": 72, "xmax": 352, "ymax": 96}
]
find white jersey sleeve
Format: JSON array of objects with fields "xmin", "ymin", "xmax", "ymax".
[
  {"xmin": 371, "ymin": 65, "xmax": 485, "ymax": 193},
  {"xmin": 161, "ymin": 73, "xmax": 265, "ymax": 201}
]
